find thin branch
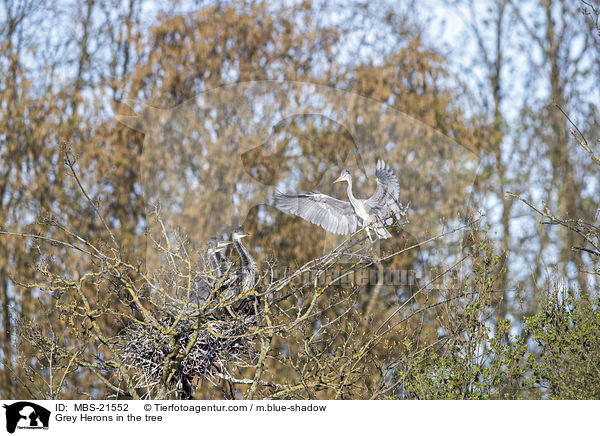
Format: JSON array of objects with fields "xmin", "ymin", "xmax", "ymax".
[{"xmin": 63, "ymin": 147, "xmax": 119, "ymax": 250}]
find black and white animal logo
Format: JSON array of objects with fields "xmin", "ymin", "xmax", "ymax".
[{"xmin": 2, "ymin": 402, "xmax": 50, "ymax": 433}]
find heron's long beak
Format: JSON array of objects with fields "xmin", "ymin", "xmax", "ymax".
[
  {"xmin": 215, "ymin": 241, "xmax": 232, "ymax": 251},
  {"xmin": 334, "ymin": 176, "xmax": 344, "ymax": 183},
  {"xmin": 239, "ymin": 233, "xmax": 250, "ymax": 238}
]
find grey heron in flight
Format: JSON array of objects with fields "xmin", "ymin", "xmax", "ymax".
[{"xmin": 274, "ymin": 160, "xmax": 408, "ymax": 241}]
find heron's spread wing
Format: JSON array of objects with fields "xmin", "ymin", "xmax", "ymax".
[
  {"xmin": 274, "ymin": 191, "xmax": 358, "ymax": 235},
  {"xmin": 366, "ymin": 160, "xmax": 406, "ymax": 223}
]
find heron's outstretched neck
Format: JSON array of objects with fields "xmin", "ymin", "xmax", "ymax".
[
  {"xmin": 207, "ymin": 251, "xmax": 222, "ymax": 278},
  {"xmin": 233, "ymin": 237, "xmax": 257, "ymax": 295},
  {"xmin": 345, "ymin": 176, "xmax": 358, "ymax": 207},
  {"xmin": 234, "ymin": 239, "xmax": 256, "ymax": 272}
]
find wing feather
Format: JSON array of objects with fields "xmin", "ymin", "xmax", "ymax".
[
  {"xmin": 274, "ymin": 191, "xmax": 358, "ymax": 235},
  {"xmin": 365, "ymin": 160, "xmax": 407, "ymax": 222}
]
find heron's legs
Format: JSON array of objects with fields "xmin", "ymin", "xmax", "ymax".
[
  {"xmin": 367, "ymin": 233, "xmax": 381, "ymax": 253},
  {"xmin": 361, "ymin": 226, "xmax": 381, "ymax": 256},
  {"xmin": 365, "ymin": 226, "xmax": 374, "ymax": 242},
  {"xmin": 360, "ymin": 227, "xmax": 373, "ymax": 254}
]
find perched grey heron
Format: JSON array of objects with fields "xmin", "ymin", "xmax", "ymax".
[
  {"xmin": 274, "ymin": 160, "xmax": 408, "ymax": 241},
  {"xmin": 193, "ymin": 238, "xmax": 231, "ymax": 306},
  {"xmin": 206, "ymin": 237, "xmax": 232, "ymax": 280},
  {"xmin": 231, "ymin": 227, "xmax": 257, "ymax": 295},
  {"xmin": 229, "ymin": 227, "xmax": 259, "ymax": 315}
]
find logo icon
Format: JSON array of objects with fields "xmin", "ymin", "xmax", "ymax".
[{"xmin": 2, "ymin": 402, "xmax": 50, "ymax": 433}]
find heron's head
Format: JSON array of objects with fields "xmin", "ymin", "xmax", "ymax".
[
  {"xmin": 207, "ymin": 238, "xmax": 218, "ymax": 251},
  {"xmin": 216, "ymin": 241, "xmax": 232, "ymax": 252},
  {"xmin": 232, "ymin": 227, "xmax": 250, "ymax": 241},
  {"xmin": 334, "ymin": 169, "xmax": 351, "ymax": 184},
  {"xmin": 207, "ymin": 237, "xmax": 231, "ymax": 254}
]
